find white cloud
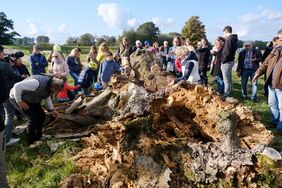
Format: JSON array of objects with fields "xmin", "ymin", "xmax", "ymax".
[
  {"xmin": 238, "ymin": 13, "xmax": 260, "ymax": 23},
  {"xmin": 58, "ymin": 24, "xmax": 66, "ymax": 32},
  {"xmin": 23, "ymin": 20, "xmax": 69, "ymax": 44},
  {"xmin": 261, "ymin": 8, "xmax": 282, "ymax": 20},
  {"xmin": 97, "ymin": 3, "xmax": 137, "ymax": 30},
  {"xmin": 227, "ymin": 6, "xmax": 282, "ymax": 40},
  {"xmin": 152, "ymin": 17, "xmax": 175, "ymax": 28},
  {"xmin": 127, "ymin": 18, "xmax": 138, "ymax": 28},
  {"xmin": 26, "ymin": 20, "xmax": 39, "ymax": 35}
]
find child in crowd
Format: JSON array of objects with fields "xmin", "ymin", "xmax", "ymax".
[
  {"xmin": 78, "ymin": 61, "xmax": 98, "ymax": 96},
  {"xmin": 99, "ymin": 52, "xmax": 121, "ymax": 88},
  {"xmin": 57, "ymin": 76, "xmax": 80, "ymax": 102},
  {"xmin": 50, "ymin": 51, "xmax": 69, "ymax": 77},
  {"xmin": 96, "ymin": 43, "xmax": 111, "ymax": 63}
]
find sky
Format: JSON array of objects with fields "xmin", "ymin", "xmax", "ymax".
[{"xmin": 2, "ymin": 0, "xmax": 282, "ymax": 44}]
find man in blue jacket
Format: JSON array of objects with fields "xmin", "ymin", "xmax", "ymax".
[{"xmin": 29, "ymin": 45, "xmax": 48, "ymax": 75}]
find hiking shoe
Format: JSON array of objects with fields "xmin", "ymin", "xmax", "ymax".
[{"xmin": 6, "ymin": 138, "xmax": 20, "ymax": 146}]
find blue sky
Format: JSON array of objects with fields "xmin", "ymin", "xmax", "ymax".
[{"xmin": 2, "ymin": 0, "xmax": 282, "ymax": 44}]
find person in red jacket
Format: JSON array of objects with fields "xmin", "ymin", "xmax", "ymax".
[
  {"xmin": 174, "ymin": 57, "xmax": 182, "ymax": 73},
  {"xmin": 57, "ymin": 77, "xmax": 80, "ymax": 102}
]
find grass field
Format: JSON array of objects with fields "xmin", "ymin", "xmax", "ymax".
[{"xmin": 3, "ymin": 45, "xmax": 282, "ymax": 187}]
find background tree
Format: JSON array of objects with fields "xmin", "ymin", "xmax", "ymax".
[
  {"xmin": 137, "ymin": 22, "xmax": 160, "ymax": 41},
  {"xmin": 182, "ymin": 16, "xmax": 206, "ymax": 47},
  {"xmin": 119, "ymin": 29, "xmax": 149, "ymax": 46},
  {"xmin": 0, "ymin": 12, "xmax": 20, "ymax": 44},
  {"xmin": 168, "ymin": 32, "xmax": 182, "ymax": 37},
  {"xmin": 65, "ymin": 37, "xmax": 79, "ymax": 46},
  {"xmin": 36, "ymin": 35, "xmax": 50, "ymax": 44},
  {"xmin": 14, "ymin": 38, "xmax": 23, "ymax": 45},
  {"xmin": 106, "ymin": 36, "xmax": 117, "ymax": 46},
  {"xmin": 157, "ymin": 34, "xmax": 175, "ymax": 47},
  {"xmin": 96, "ymin": 37, "xmax": 106, "ymax": 46},
  {"xmin": 22, "ymin": 37, "xmax": 34, "ymax": 45},
  {"xmin": 79, "ymin": 33, "xmax": 96, "ymax": 46}
]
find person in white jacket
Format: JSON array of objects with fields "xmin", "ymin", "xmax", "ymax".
[{"xmin": 171, "ymin": 46, "xmax": 200, "ymax": 84}]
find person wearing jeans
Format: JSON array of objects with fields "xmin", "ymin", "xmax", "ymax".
[
  {"xmin": 221, "ymin": 26, "xmax": 238, "ymax": 97},
  {"xmin": 221, "ymin": 61, "xmax": 234, "ymax": 96},
  {"xmin": 268, "ymin": 86, "xmax": 282, "ymax": 128},
  {"xmin": 0, "ymin": 45, "xmax": 22, "ymax": 145},
  {"xmin": 252, "ymin": 29, "xmax": 282, "ymax": 132},
  {"xmin": 211, "ymin": 37, "xmax": 225, "ymax": 95},
  {"xmin": 66, "ymin": 48, "xmax": 82, "ymax": 90},
  {"xmin": 237, "ymin": 41, "xmax": 262, "ymax": 101},
  {"xmin": 241, "ymin": 69, "xmax": 258, "ymax": 100},
  {"xmin": 2, "ymin": 100, "xmax": 15, "ymax": 143}
]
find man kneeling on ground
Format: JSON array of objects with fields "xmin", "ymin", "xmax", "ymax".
[{"xmin": 9, "ymin": 74, "xmax": 64, "ymax": 144}]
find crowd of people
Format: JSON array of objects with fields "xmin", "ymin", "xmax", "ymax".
[{"xmin": 0, "ymin": 25, "xmax": 282, "ymax": 187}]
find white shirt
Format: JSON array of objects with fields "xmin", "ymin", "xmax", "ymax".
[{"xmin": 10, "ymin": 78, "xmax": 54, "ymax": 110}]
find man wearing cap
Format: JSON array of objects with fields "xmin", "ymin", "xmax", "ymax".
[
  {"xmin": 29, "ymin": 45, "xmax": 48, "ymax": 75},
  {"xmin": 252, "ymin": 29, "xmax": 282, "ymax": 132},
  {"xmin": 236, "ymin": 41, "xmax": 262, "ymax": 101},
  {"xmin": 9, "ymin": 74, "xmax": 64, "ymax": 144}
]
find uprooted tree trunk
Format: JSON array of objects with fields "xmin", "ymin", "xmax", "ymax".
[
  {"xmin": 47, "ymin": 50, "xmax": 280, "ymax": 187},
  {"xmin": 48, "ymin": 79, "xmax": 280, "ymax": 187}
]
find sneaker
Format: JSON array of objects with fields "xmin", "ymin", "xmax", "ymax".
[{"xmin": 6, "ymin": 138, "xmax": 20, "ymax": 146}]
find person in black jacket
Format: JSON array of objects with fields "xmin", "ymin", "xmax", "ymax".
[
  {"xmin": 261, "ymin": 37, "xmax": 279, "ymax": 96},
  {"xmin": 236, "ymin": 41, "xmax": 262, "ymax": 101},
  {"xmin": 0, "ymin": 63, "xmax": 10, "ymax": 188},
  {"xmin": 221, "ymin": 26, "xmax": 238, "ymax": 97},
  {"xmin": 13, "ymin": 52, "xmax": 30, "ymax": 77},
  {"xmin": 197, "ymin": 38, "xmax": 211, "ymax": 86},
  {"xmin": 0, "ymin": 46, "xmax": 23, "ymax": 145},
  {"xmin": 211, "ymin": 37, "xmax": 225, "ymax": 95}
]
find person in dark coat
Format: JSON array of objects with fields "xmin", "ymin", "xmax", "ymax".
[
  {"xmin": 261, "ymin": 36, "xmax": 279, "ymax": 96},
  {"xmin": 0, "ymin": 67, "xmax": 10, "ymax": 188},
  {"xmin": 221, "ymin": 26, "xmax": 238, "ymax": 97},
  {"xmin": 29, "ymin": 45, "xmax": 48, "ymax": 75},
  {"xmin": 66, "ymin": 48, "xmax": 82, "ymax": 92},
  {"xmin": 196, "ymin": 38, "xmax": 211, "ymax": 86},
  {"xmin": 13, "ymin": 52, "xmax": 30, "ymax": 77},
  {"xmin": 211, "ymin": 37, "xmax": 225, "ymax": 95},
  {"xmin": 0, "ymin": 46, "xmax": 23, "ymax": 145}
]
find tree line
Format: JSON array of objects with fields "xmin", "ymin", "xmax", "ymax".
[{"xmin": 0, "ymin": 11, "xmax": 268, "ymax": 49}]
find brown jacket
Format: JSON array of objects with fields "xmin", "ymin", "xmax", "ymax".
[{"xmin": 255, "ymin": 47, "xmax": 282, "ymax": 89}]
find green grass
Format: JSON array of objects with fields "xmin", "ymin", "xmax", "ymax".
[
  {"xmin": 6, "ymin": 140, "xmax": 80, "ymax": 188},
  {"xmin": 4, "ymin": 45, "xmax": 282, "ymax": 186}
]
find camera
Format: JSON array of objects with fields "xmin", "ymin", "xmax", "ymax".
[{"xmin": 3, "ymin": 52, "xmax": 24, "ymax": 64}]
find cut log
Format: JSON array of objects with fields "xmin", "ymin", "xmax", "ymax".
[
  {"xmin": 84, "ymin": 89, "xmax": 112, "ymax": 111},
  {"xmin": 59, "ymin": 114, "xmax": 96, "ymax": 126},
  {"xmin": 65, "ymin": 96, "xmax": 83, "ymax": 114},
  {"xmin": 54, "ymin": 130, "xmax": 92, "ymax": 139}
]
